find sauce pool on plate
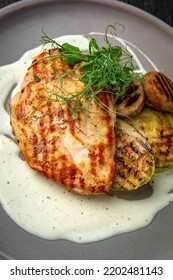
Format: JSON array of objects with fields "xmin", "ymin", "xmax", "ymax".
[{"xmin": 0, "ymin": 34, "xmax": 173, "ymax": 243}]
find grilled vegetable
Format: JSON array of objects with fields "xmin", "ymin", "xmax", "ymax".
[
  {"xmin": 126, "ymin": 108, "xmax": 173, "ymax": 169},
  {"xmin": 112, "ymin": 119, "xmax": 155, "ymax": 191},
  {"xmin": 143, "ymin": 71, "xmax": 173, "ymax": 112},
  {"xmin": 10, "ymin": 49, "xmax": 116, "ymax": 195},
  {"xmin": 116, "ymin": 78, "xmax": 145, "ymax": 117}
]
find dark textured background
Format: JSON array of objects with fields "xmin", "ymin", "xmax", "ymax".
[{"xmin": 0, "ymin": 0, "xmax": 173, "ymax": 27}]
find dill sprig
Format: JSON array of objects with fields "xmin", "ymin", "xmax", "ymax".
[{"xmin": 33, "ymin": 23, "xmax": 141, "ymax": 115}]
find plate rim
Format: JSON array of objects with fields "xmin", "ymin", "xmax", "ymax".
[{"xmin": 0, "ymin": 0, "xmax": 173, "ymax": 37}]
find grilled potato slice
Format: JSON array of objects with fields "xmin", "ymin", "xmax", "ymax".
[
  {"xmin": 112, "ymin": 119, "xmax": 155, "ymax": 191},
  {"xmin": 126, "ymin": 108, "xmax": 173, "ymax": 169}
]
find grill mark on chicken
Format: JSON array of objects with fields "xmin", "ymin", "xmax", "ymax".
[
  {"xmin": 39, "ymin": 118, "xmax": 48, "ymax": 163},
  {"xmin": 32, "ymin": 133, "xmax": 39, "ymax": 163},
  {"xmin": 48, "ymin": 102, "xmax": 58, "ymax": 180},
  {"xmin": 47, "ymin": 102, "xmax": 55, "ymax": 133},
  {"xmin": 99, "ymin": 93, "xmax": 115, "ymax": 147},
  {"xmin": 69, "ymin": 165, "xmax": 77, "ymax": 189},
  {"xmin": 98, "ymin": 143, "xmax": 105, "ymax": 165},
  {"xmin": 67, "ymin": 106, "xmax": 75, "ymax": 136},
  {"xmin": 89, "ymin": 149, "xmax": 97, "ymax": 176},
  {"xmin": 57, "ymin": 154, "xmax": 66, "ymax": 185},
  {"xmin": 79, "ymin": 177, "xmax": 85, "ymax": 190}
]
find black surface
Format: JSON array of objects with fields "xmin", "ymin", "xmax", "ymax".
[{"xmin": 0, "ymin": 0, "xmax": 173, "ymax": 27}]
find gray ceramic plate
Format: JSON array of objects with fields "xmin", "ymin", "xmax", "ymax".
[{"xmin": 0, "ymin": 0, "xmax": 173, "ymax": 260}]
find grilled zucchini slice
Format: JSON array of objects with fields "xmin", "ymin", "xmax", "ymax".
[
  {"xmin": 126, "ymin": 108, "xmax": 173, "ymax": 169},
  {"xmin": 112, "ymin": 119, "xmax": 155, "ymax": 191}
]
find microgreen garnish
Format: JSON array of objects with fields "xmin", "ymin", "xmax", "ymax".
[
  {"xmin": 34, "ymin": 75, "xmax": 41, "ymax": 82},
  {"xmin": 31, "ymin": 23, "xmax": 141, "ymax": 116}
]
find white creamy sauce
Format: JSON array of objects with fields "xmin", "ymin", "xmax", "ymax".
[{"xmin": 0, "ymin": 34, "xmax": 173, "ymax": 243}]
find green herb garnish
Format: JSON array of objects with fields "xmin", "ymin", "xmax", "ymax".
[
  {"xmin": 34, "ymin": 75, "xmax": 41, "ymax": 82},
  {"xmin": 32, "ymin": 23, "xmax": 141, "ymax": 115}
]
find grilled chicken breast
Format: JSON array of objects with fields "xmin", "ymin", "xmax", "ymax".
[{"xmin": 10, "ymin": 49, "xmax": 116, "ymax": 195}]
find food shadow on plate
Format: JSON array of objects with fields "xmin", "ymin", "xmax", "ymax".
[{"xmin": 109, "ymin": 183, "xmax": 153, "ymax": 200}]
